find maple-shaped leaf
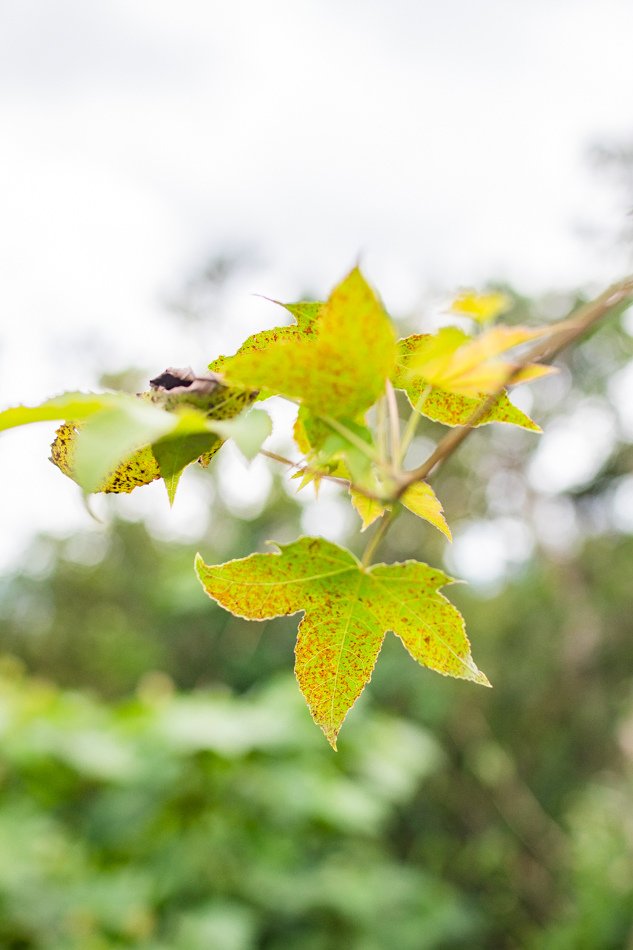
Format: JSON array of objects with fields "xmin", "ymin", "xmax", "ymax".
[
  {"xmin": 214, "ymin": 268, "xmax": 398, "ymax": 417},
  {"xmin": 394, "ymin": 335, "xmax": 543, "ymax": 431},
  {"xmin": 195, "ymin": 537, "xmax": 488, "ymax": 748}
]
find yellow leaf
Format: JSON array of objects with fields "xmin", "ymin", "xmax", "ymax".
[
  {"xmin": 451, "ymin": 290, "xmax": 511, "ymax": 324},
  {"xmin": 401, "ymin": 483, "xmax": 452, "ymax": 540},
  {"xmin": 407, "ymin": 325, "xmax": 555, "ymax": 398}
]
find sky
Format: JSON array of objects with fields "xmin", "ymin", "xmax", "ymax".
[{"xmin": 1, "ymin": 0, "xmax": 633, "ymax": 572}]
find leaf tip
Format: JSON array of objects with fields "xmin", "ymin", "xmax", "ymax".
[{"xmin": 470, "ymin": 664, "xmax": 492, "ymax": 688}]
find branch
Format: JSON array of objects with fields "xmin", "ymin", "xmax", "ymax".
[{"xmin": 396, "ymin": 275, "xmax": 633, "ymax": 494}]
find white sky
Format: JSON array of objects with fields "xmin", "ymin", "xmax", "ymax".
[{"xmin": 1, "ymin": 0, "xmax": 633, "ymax": 570}]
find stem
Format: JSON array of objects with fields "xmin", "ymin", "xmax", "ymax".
[
  {"xmin": 319, "ymin": 414, "xmax": 379, "ymax": 462},
  {"xmin": 399, "ymin": 385, "xmax": 431, "ymax": 463},
  {"xmin": 397, "ymin": 274, "xmax": 633, "ymax": 496},
  {"xmin": 259, "ymin": 449, "xmax": 384, "ymax": 502},
  {"xmin": 361, "ymin": 508, "xmax": 398, "ymax": 567},
  {"xmin": 376, "ymin": 396, "xmax": 387, "ymax": 467},
  {"xmin": 384, "ymin": 380, "xmax": 401, "ymax": 466}
]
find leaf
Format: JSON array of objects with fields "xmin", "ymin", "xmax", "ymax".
[
  {"xmin": 394, "ymin": 335, "xmax": 543, "ymax": 431},
  {"xmin": 400, "ymin": 483, "xmax": 452, "ymax": 539},
  {"xmin": 405, "ymin": 326, "xmax": 555, "ymax": 398},
  {"xmin": 349, "ymin": 490, "xmax": 386, "ymax": 531},
  {"xmin": 152, "ymin": 433, "xmax": 221, "ymax": 505},
  {"xmin": 195, "ymin": 537, "xmax": 489, "ymax": 748},
  {"xmin": 2, "ymin": 377, "xmax": 257, "ymax": 498},
  {"xmin": 50, "ymin": 423, "xmax": 162, "ymax": 493},
  {"xmin": 281, "ymin": 300, "xmax": 323, "ymax": 328},
  {"xmin": 293, "ymin": 405, "xmax": 375, "ymax": 490},
  {"xmin": 215, "ymin": 268, "xmax": 398, "ymax": 417},
  {"xmin": 210, "ymin": 408, "xmax": 272, "ymax": 461},
  {"xmin": 0, "ymin": 391, "xmax": 131, "ymax": 433},
  {"xmin": 450, "ymin": 290, "xmax": 511, "ymax": 324},
  {"xmin": 349, "ymin": 481, "xmax": 451, "ymax": 539}
]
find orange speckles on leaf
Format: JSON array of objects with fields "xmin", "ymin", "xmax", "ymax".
[
  {"xmin": 195, "ymin": 537, "xmax": 488, "ymax": 748},
  {"xmin": 214, "ymin": 268, "xmax": 398, "ymax": 418}
]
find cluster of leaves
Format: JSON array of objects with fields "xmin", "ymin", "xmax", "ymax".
[{"xmin": 0, "ymin": 268, "xmax": 566, "ymax": 746}]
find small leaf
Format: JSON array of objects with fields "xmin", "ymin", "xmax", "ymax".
[
  {"xmin": 450, "ymin": 290, "xmax": 511, "ymax": 324},
  {"xmin": 400, "ymin": 482, "xmax": 451, "ymax": 540},
  {"xmin": 349, "ymin": 490, "xmax": 386, "ymax": 531},
  {"xmin": 349, "ymin": 481, "xmax": 450, "ymax": 539},
  {"xmin": 216, "ymin": 268, "xmax": 398, "ymax": 417},
  {"xmin": 195, "ymin": 537, "xmax": 488, "ymax": 748}
]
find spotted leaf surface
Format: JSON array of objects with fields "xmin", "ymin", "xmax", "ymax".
[
  {"xmin": 394, "ymin": 335, "xmax": 542, "ymax": 431},
  {"xmin": 195, "ymin": 537, "xmax": 488, "ymax": 748},
  {"xmin": 215, "ymin": 268, "xmax": 397, "ymax": 417}
]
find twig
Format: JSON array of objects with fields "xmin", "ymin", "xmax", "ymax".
[
  {"xmin": 361, "ymin": 508, "xmax": 398, "ymax": 567},
  {"xmin": 384, "ymin": 379, "xmax": 401, "ymax": 466},
  {"xmin": 396, "ymin": 275, "xmax": 633, "ymax": 495},
  {"xmin": 399, "ymin": 385, "xmax": 431, "ymax": 463},
  {"xmin": 259, "ymin": 449, "xmax": 384, "ymax": 502}
]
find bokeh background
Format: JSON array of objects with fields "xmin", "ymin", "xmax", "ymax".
[{"xmin": 2, "ymin": 2, "xmax": 633, "ymax": 947}]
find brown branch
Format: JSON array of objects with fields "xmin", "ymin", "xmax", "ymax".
[{"xmin": 396, "ymin": 275, "xmax": 633, "ymax": 495}]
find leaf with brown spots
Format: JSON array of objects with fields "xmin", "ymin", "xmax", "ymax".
[
  {"xmin": 1, "ymin": 383, "xmax": 264, "ymax": 500},
  {"xmin": 214, "ymin": 268, "xmax": 398, "ymax": 417},
  {"xmin": 195, "ymin": 537, "xmax": 489, "ymax": 748},
  {"xmin": 393, "ymin": 334, "xmax": 543, "ymax": 431}
]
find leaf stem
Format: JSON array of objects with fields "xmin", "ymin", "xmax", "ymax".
[
  {"xmin": 361, "ymin": 508, "xmax": 398, "ymax": 568},
  {"xmin": 319, "ymin": 414, "xmax": 379, "ymax": 462},
  {"xmin": 396, "ymin": 274, "xmax": 633, "ymax": 496},
  {"xmin": 376, "ymin": 396, "xmax": 387, "ymax": 467},
  {"xmin": 398, "ymin": 385, "xmax": 431, "ymax": 464},
  {"xmin": 384, "ymin": 380, "xmax": 401, "ymax": 467}
]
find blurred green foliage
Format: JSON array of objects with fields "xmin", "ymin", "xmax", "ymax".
[{"xmin": 0, "ymin": 662, "xmax": 478, "ymax": 949}]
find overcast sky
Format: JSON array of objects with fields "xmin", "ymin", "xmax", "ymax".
[{"xmin": 1, "ymin": 0, "xmax": 632, "ymax": 568}]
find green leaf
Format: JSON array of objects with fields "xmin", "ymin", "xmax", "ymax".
[
  {"xmin": 216, "ymin": 268, "xmax": 398, "ymax": 417},
  {"xmin": 152, "ymin": 433, "xmax": 221, "ymax": 505},
  {"xmin": 195, "ymin": 537, "xmax": 489, "ymax": 748},
  {"xmin": 280, "ymin": 300, "xmax": 323, "ymax": 328},
  {"xmin": 210, "ymin": 408, "xmax": 272, "ymax": 461},
  {"xmin": 0, "ymin": 391, "xmax": 131, "ymax": 433},
  {"xmin": 394, "ymin": 335, "xmax": 542, "ymax": 431}
]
